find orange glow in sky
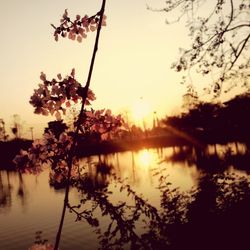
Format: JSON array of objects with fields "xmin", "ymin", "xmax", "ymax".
[{"xmin": 0, "ymin": 0, "xmax": 231, "ymax": 139}]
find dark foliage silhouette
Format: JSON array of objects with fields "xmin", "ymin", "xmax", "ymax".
[
  {"xmin": 47, "ymin": 148, "xmax": 250, "ymax": 250},
  {"xmin": 164, "ymin": 92, "xmax": 250, "ymax": 143}
]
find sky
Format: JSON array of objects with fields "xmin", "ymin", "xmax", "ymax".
[{"xmin": 0, "ymin": 0, "xmax": 216, "ymax": 139}]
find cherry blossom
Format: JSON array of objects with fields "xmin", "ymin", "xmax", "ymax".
[
  {"xmin": 13, "ymin": 0, "xmax": 126, "ymax": 204},
  {"xmin": 80, "ymin": 109, "xmax": 125, "ymax": 140},
  {"xmin": 29, "ymin": 69, "xmax": 96, "ymax": 120},
  {"xmin": 28, "ymin": 243, "xmax": 54, "ymax": 250},
  {"xmin": 12, "ymin": 2, "xmax": 116, "ymax": 249},
  {"xmin": 14, "ymin": 131, "xmax": 74, "ymax": 174},
  {"xmin": 52, "ymin": 9, "xmax": 107, "ymax": 42},
  {"xmin": 14, "ymin": 107, "xmax": 126, "ymax": 173}
]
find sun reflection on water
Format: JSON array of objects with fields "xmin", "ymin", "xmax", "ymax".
[{"xmin": 137, "ymin": 149, "xmax": 155, "ymax": 168}]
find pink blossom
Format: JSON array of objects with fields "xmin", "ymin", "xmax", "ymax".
[
  {"xmin": 102, "ymin": 15, "xmax": 107, "ymax": 26},
  {"xmin": 57, "ymin": 73, "xmax": 62, "ymax": 80},
  {"xmin": 52, "ymin": 10, "xmax": 106, "ymax": 42},
  {"xmin": 85, "ymin": 111, "xmax": 95, "ymax": 118},
  {"xmin": 62, "ymin": 9, "xmax": 68, "ymax": 20},
  {"xmin": 77, "ymin": 36, "xmax": 82, "ymax": 43},
  {"xmin": 55, "ymin": 111, "xmax": 61, "ymax": 121},
  {"xmin": 87, "ymin": 89, "xmax": 96, "ymax": 101},
  {"xmin": 68, "ymin": 31, "xmax": 76, "ymax": 40},
  {"xmin": 42, "ymin": 108, "xmax": 49, "ymax": 116},
  {"xmin": 105, "ymin": 109, "xmax": 111, "ymax": 116},
  {"xmin": 81, "ymin": 15, "xmax": 89, "ymax": 27},
  {"xmin": 65, "ymin": 101, "xmax": 71, "ymax": 107},
  {"xmin": 30, "ymin": 70, "xmax": 84, "ymax": 119},
  {"xmin": 70, "ymin": 68, "xmax": 75, "ymax": 78},
  {"xmin": 40, "ymin": 72, "xmax": 46, "ymax": 81},
  {"xmin": 59, "ymin": 132, "xmax": 68, "ymax": 143},
  {"xmin": 28, "ymin": 243, "xmax": 54, "ymax": 250},
  {"xmin": 90, "ymin": 25, "xmax": 96, "ymax": 32},
  {"xmin": 78, "ymin": 27, "xmax": 85, "ymax": 36},
  {"xmin": 101, "ymin": 133, "xmax": 109, "ymax": 140}
]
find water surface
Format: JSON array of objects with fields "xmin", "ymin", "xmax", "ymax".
[{"xmin": 0, "ymin": 145, "xmax": 249, "ymax": 249}]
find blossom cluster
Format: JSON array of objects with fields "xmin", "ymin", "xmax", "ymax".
[
  {"xmin": 28, "ymin": 243, "xmax": 54, "ymax": 250},
  {"xmin": 83, "ymin": 109, "xmax": 125, "ymax": 140},
  {"xmin": 52, "ymin": 9, "xmax": 107, "ymax": 42},
  {"xmin": 29, "ymin": 69, "xmax": 96, "ymax": 120},
  {"xmin": 13, "ymin": 108, "xmax": 126, "ymax": 174},
  {"xmin": 13, "ymin": 132, "xmax": 73, "ymax": 174}
]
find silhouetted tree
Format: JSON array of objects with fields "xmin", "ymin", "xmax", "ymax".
[
  {"xmin": 0, "ymin": 171, "xmax": 11, "ymax": 209},
  {"xmin": 164, "ymin": 101, "xmax": 221, "ymax": 139},
  {"xmin": 222, "ymin": 92, "xmax": 250, "ymax": 140},
  {"xmin": 150, "ymin": 0, "xmax": 250, "ymax": 95},
  {"xmin": 164, "ymin": 91, "xmax": 250, "ymax": 143},
  {"xmin": 0, "ymin": 119, "xmax": 8, "ymax": 141}
]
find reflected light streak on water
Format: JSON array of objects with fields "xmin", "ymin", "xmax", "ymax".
[{"xmin": 137, "ymin": 149, "xmax": 156, "ymax": 168}]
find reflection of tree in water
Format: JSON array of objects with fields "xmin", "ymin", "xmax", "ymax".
[
  {"xmin": 166, "ymin": 144, "xmax": 250, "ymax": 174},
  {"xmin": 0, "ymin": 171, "xmax": 28, "ymax": 211},
  {"xmin": 17, "ymin": 172, "xmax": 28, "ymax": 208},
  {"xmin": 182, "ymin": 173, "xmax": 250, "ymax": 250},
  {"xmin": 0, "ymin": 171, "xmax": 12, "ymax": 209},
  {"xmin": 83, "ymin": 155, "xmax": 114, "ymax": 191},
  {"xmin": 49, "ymin": 156, "xmax": 114, "ymax": 191},
  {"xmin": 49, "ymin": 152, "xmax": 250, "ymax": 250}
]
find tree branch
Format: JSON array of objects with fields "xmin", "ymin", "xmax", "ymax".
[
  {"xmin": 230, "ymin": 33, "xmax": 250, "ymax": 70},
  {"xmin": 54, "ymin": 1, "xmax": 107, "ymax": 249}
]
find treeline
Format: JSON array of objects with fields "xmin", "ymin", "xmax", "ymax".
[
  {"xmin": 0, "ymin": 139, "xmax": 32, "ymax": 169},
  {"xmin": 163, "ymin": 92, "xmax": 250, "ymax": 144}
]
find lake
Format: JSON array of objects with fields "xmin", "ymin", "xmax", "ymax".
[{"xmin": 1, "ymin": 144, "xmax": 250, "ymax": 249}]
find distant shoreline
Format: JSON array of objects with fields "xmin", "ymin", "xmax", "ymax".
[{"xmin": 0, "ymin": 134, "xmax": 248, "ymax": 170}]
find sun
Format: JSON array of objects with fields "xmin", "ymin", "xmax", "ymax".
[
  {"xmin": 137, "ymin": 149, "xmax": 158, "ymax": 169},
  {"xmin": 131, "ymin": 98, "xmax": 151, "ymax": 125},
  {"xmin": 138, "ymin": 150, "xmax": 152, "ymax": 167}
]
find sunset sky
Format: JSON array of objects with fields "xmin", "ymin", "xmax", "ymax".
[{"xmin": 0, "ymin": 0, "xmax": 231, "ymax": 138}]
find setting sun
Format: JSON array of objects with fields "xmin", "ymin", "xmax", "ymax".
[{"xmin": 131, "ymin": 98, "xmax": 152, "ymax": 126}]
